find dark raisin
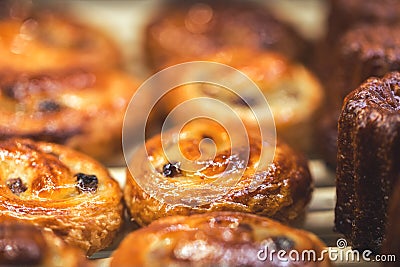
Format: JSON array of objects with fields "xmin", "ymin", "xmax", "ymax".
[
  {"xmin": 238, "ymin": 223, "xmax": 253, "ymax": 231},
  {"xmin": 162, "ymin": 162, "xmax": 181, "ymax": 177},
  {"xmin": 75, "ymin": 173, "xmax": 98, "ymax": 193},
  {"xmin": 272, "ymin": 236, "xmax": 295, "ymax": 251},
  {"xmin": 6, "ymin": 178, "xmax": 27, "ymax": 196},
  {"xmin": 232, "ymin": 96, "xmax": 256, "ymax": 107},
  {"xmin": 38, "ymin": 100, "xmax": 61, "ymax": 112},
  {"xmin": 1, "ymin": 84, "xmax": 16, "ymax": 99}
]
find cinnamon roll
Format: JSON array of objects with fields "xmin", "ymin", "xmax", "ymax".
[
  {"xmin": 0, "ymin": 221, "xmax": 92, "ymax": 267},
  {"xmin": 124, "ymin": 119, "xmax": 313, "ymax": 226},
  {"xmin": 145, "ymin": 0, "xmax": 308, "ymax": 70},
  {"xmin": 0, "ymin": 138, "xmax": 123, "ymax": 255},
  {"xmin": 111, "ymin": 212, "xmax": 330, "ymax": 267},
  {"xmin": 0, "ymin": 8, "xmax": 121, "ymax": 72},
  {"xmin": 0, "ymin": 69, "xmax": 139, "ymax": 165}
]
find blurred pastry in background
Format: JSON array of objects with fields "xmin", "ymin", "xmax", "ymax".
[
  {"xmin": 315, "ymin": 23, "xmax": 400, "ymax": 167},
  {"xmin": 315, "ymin": 108, "xmax": 339, "ymax": 169},
  {"xmin": 125, "ymin": 119, "xmax": 313, "ymax": 226},
  {"xmin": 111, "ymin": 212, "xmax": 331, "ymax": 267},
  {"xmin": 0, "ymin": 221, "xmax": 93, "ymax": 267},
  {"xmin": 330, "ymin": 23, "xmax": 400, "ymax": 101},
  {"xmin": 0, "ymin": 69, "xmax": 139, "ymax": 165},
  {"xmin": 335, "ymin": 72, "xmax": 400, "ymax": 253},
  {"xmin": 145, "ymin": 0, "xmax": 309, "ymax": 71},
  {"xmin": 0, "ymin": 2, "xmax": 121, "ymax": 72},
  {"xmin": 327, "ymin": 0, "xmax": 400, "ymax": 42},
  {"xmin": 161, "ymin": 48, "xmax": 323, "ymax": 155},
  {"xmin": 0, "ymin": 138, "xmax": 123, "ymax": 255}
]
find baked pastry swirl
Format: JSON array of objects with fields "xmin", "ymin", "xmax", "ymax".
[
  {"xmin": 0, "ymin": 8, "xmax": 121, "ymax": 72},
  {"xmin": 335, "ymin": 72, "xmax": 400, "ymax": 253},
  {"xmin": 145, "ymin": 0, "xmax": 308, "ymax": 70},
  {"xmin": 125, "ymin": 120, "xmax": 313, "ymax": 226},
  {"xmin": 0, "ymin": 221, "xmax": 92, "ymax": 267},
  {"xmin": 0, "ymin": 69, "xmax": 139, "ymax": 165},
  {"xmin": 0, "ymin": 138, "xmax": 123, "ymax": 255},
  {"xmin": 111, "ymin": 212, "xmax": 330, "ymax": 267},
  {"xmin": 163, "ymin": 48, "xmax": 323, "ymax": 154}
]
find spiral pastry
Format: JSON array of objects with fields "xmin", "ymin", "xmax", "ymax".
[
  {"xmin": 0, "ymin": 221, "xmax": 92, "ymax": 267},
  {"xmin": 145, "ymin": 0, "xmax": 308, "ymax": 70},
  {"xmin": 0, "ymin": 8, "xmax": 120, "ymax": 72},
  {"xmin": 0, "ymin": 69, "xmax": 139, "ymax": 165},
  {"xmin": 163, "ymin": 48, "xmax": 323, "ymax": 154},
  {"xmin": 125, "ymin": 119, "xmax": 313, "ymax": 226},
  {"xmin": 111, "ymin": 212, "xmax": 330, "ymax": 267},
  {"xmin": 0, "ymin": 138, "xmax": 123, "ymax": 255}
]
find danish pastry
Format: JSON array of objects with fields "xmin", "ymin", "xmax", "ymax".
[
  {"xmin": 111, "ymin": 212, "xmax": 330, "ymax": 267},
  {"xmin": 162, "ymin": 48, "xmax": 323, "ymax": 154},
  {"xmin": 0, "ymin": 69, "xmax": 139, "ymax": 165},
  {"xmin": 0, "ymin": 138, "xmax": 123, "ymax": 255},
  {"xmin": 145, "ymin": 0, "xmax": 308, "ymax": 70},
  {"xmin": 125, "ymin": 119, "xmax": 313, "ymax": 226},
  {"xmin": 0, "ymin": 8, "xmax": 121, "ymax": 72},
  {"xmin": 335, "ymin": 72, "xmax": 400, "ymax": 253},
  {"xmin": 0, "ymin": 221, "xmax": 92, "ymax": 267}
]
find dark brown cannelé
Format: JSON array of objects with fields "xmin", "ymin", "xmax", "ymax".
[
  {"xmin": 383, "ymin": 180, "xmax": 400, "ymax": 266},
  {"xmin": 335, "ymin": 72, "xmax": 400, "ymax": 253},
  {"xmin": 333, "ymin": 24, "xmax": 400, "ymax": 101},
  {"xmin": 317, "ymin": 23, "xmax": 400, "ymax": 167},
  {"xmin": 327, "ymin": 0, "xmax": 400, "ymax": 41}
]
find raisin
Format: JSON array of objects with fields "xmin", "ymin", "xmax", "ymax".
[
  {"xmin": 238, "ymin": 223, "xmax": 253, "ymax": 231},
  {"xmin": 232, "ymin": 96, "xmax": 256, "ymax": 107},
  {"xmin": 38, "ymin": 100, "xmax": 61, "ymax": 112},
  {"xmin": 162, "ymin": 162, "xmax": 181, "ymax": 177},
  {"xmin": 272, "ymin": 236, "xmax": 295, "ymax": 251},
  {"xmin": 75, "ymin": 173, "xmax": 98, "ymax": 193},
  {"xmin": 6, "ymin": 178, "xmax": 27, "ymax": 196}
]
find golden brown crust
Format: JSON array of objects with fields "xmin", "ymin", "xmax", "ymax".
[
  {"xmin": 0, "ymin": 69, "xmax": 139, "ymax": 165},
  {"xmin": 111, "ymin": 212, "xmax": 330, "ymax": 267},
  {"xmin": 0, "ymin": 138, "xmax": 123, "ymax": 255},
  {"xmin": 0, "ymin": 10, "xmax": 121, "ymax": 72},
  {"xmin": 162, "ymin": 48, "xmax": 323, "ymax": 154},
  {"xmin": 124, "ymin": 120, "xmax": 313, "ymax": 226},
  {"xmin": 0, "ymin": 221, "xmax": 93, "ymax": 267}
]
